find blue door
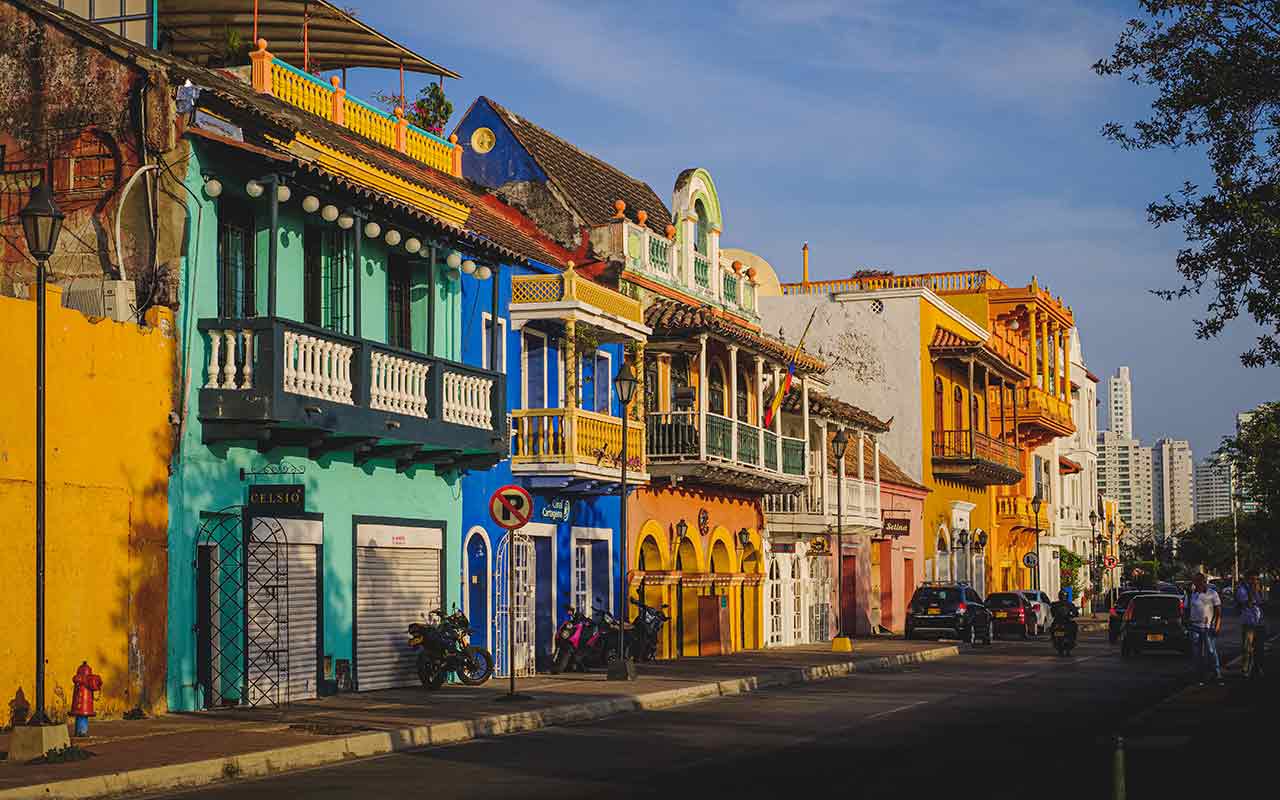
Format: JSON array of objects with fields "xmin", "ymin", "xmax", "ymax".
[{"xmin": 466, "ymin": 531, "xmax": 490, "ymax": 650}]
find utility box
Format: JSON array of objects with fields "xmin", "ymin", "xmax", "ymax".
[{"xmin": 63, "ymin": 278, "xmax": 137, "ymax": 322}]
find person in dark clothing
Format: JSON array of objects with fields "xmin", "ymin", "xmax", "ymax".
[{"xmin": 1050, "ymin": 589, "xmax": 1079, "ymax": 637}]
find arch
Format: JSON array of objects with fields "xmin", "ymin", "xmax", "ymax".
[
  {"xmin": 695, "ymin": 199, "xmax": 710, "ymax": 255},
  {"xmin": 740, "ymin": 545, "xmax": 761, "ymax": 575},
  {"xmin": 933, "ymin": 377, "xmax": 944, "ymax": 434},
  {"xmin": 953, "ymin": 386, "xmax": 964, "ymax": 430},
  {"xmin": 709, "ymin": 357, "xmax": 728, "ymax": 416},
  {"xmin": 638, "ymin": 536, "xmax": 662, "ymax": 572},
  {"xmin": 672, "ymin": 167, "xmax": 725, "ymax": 231},
  {"xmin": 708, "ymin": 526, "xmax": 738, "ymax": 574},
  {"xmin": 736, "ymin": 367, "xmax": 752, "ymax": 420},
  {"xmin": 632, "ymin": 519, "xmax": 671, "ymax": 571},
  {"xmin": 674, "ymin": 532, "xmax": 706, "ymax": 574},
  {"xmin": 463, "ymin": 525, "xmax": 494, "ymax": 649}
]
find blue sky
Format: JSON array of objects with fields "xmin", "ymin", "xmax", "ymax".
[{"xmin": 348, "ymin": 0, "xmax": 1276, "ymax": 458}]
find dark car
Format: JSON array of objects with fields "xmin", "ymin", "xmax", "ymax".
[
  {"xmin": 905, "ymin": 584, "xmax": 992, "ymax": 645},
  {"xmin": 985, "ymin": 592, "xmax": 1037, "ymax": 639},
  {"xmin": 1120, "ymin": 593, "xmax": 1190, "ymax": 657},
  {"xmin": 1109, "ymin": 590, "xmax": 1145, "ymax": 643}
]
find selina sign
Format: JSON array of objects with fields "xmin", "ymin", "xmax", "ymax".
[
  {"xmin": 881, "ymin": 517, "xmax": 911, "ymax": 538},
  {"xmin": 247, "ymin": 483, "xmax": 305, "ymax": 514}
]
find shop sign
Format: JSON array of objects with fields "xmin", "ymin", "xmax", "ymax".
[
  {"xmin": 247, "ymin": 483, "xmax": 305, "ymax": 514},
  {"xmin": 808, "ymin": 538, "xmax": 830, "ymax": 556},
  {"xmin": 881, "ymin": 517, "xmax": 911, "ymax": 538},
  {"xmin": 542, "ymin": 497, "xmax": 571, "ymax": 522},
  {"xmin": 772, "ymin": 543, "xmax": 796, "ymax": 553}
]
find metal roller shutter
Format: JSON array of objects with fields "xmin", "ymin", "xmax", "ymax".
[
  {"xmin": 246, "ymin": 543, "xmax": 319, "ymax": 704},
  {"xmin": 355, "ymin": 526, "xmax": 443, "ymax": 692}
]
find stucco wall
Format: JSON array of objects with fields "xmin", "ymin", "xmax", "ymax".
[{"xmin": 0, "ymin": 290, "xmax": 175, "ymax": 722}]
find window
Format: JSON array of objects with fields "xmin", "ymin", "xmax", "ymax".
[
  {"xmin": 708, "ymin": 360, "xmax": 726, "ymax": 416},
  {"xmin": 572, "ymin": 542, "xmax": 591, "ymax": 613},
  {"xmin": 694, "ymin": 199, "xmax": 710, "ymax": 255},
  {"xmin": 387, "ymin": 256, "xmax": 412, "ymax": 349},
  {"xmin": 736, "ymin": 369, "xmax": 750, "ymax": 420},
  {"xmin": 970, "ymin": 395, "xmax": 980, "ymax": 433},
  {"xmin": 217, "ymin": 199, "xmax": 256, "ymax": 319},
  {"xmin": 522, "ymin": 330, "xmax": 548, "ymax": 409},
  {"xmin": 580, "ymin": 351, "xmax": 612, "ymax": 414},
  {"xmin": 58, "ymin": 1, "xmax": 152, "ymax": 46},
  {"xmin": 953, "ymin": 386, "xmax": 964, "ymax": 431},
  {"xmin": 303, "ymin": 226, "xmax": 350, "ymax": 333},
  {"xmin": 933, "ymin": 377, "xmax": 945, "ymax": 433},
  {"xmin": 670, "ymin": 354, "xmax": 692, "ymax": 410},
  {"xmin": 482, "ymin": 314, "xmax": 508, "ymax": 370}
]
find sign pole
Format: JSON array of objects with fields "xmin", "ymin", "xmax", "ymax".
[
  {"xmin": 490, "ymin": 485, "xmax": 534, "ymax": 703},
  {"xmin": 508, "ymin": 527, "xmax": 517, "ymax": 699}
]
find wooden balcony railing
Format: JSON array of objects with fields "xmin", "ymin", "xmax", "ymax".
[
  {"xmin": 510, "ymin": 270, "xmax": 644, "ymax": 326},
  {"xmin": 646, "ymin": 411, "xmax": 805, "ymax": 477},
  {"xmin": 781, "ymin": 270, "xmax": 1007, "ymax": 296},
  {"xmin": 932, "ymin": 429, "xmax": 1021, "ymax": 471},
  {"xmin": 199, "ymin": 317, "xmax": 503, "ymax": 458},
  {"xmin": 510, "ymin": 407, "xmax": 644, "ymax": 474}
]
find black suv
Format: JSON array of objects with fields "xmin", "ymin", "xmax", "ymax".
[{"xmin": 905, "ymin": 583, "xmax": 993, "ymax": 645}]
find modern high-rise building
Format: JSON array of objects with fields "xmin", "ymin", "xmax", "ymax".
[
  {"xmin": 1236, "ymin": 409, "xmax": 1259, "ymax": 513},
  {"xmin": 1152, "ymin": 439, "xmax": 1195, "ymax": 538},
  {"xmin": 1108, "ymin": 367, "xmax": 1134, "ymax": 439},
  {"xmin": 1098, "ymin": 430, "xmax": 1154, "ymax": 531},
  {"xmin": 1194, "ymin": 454, "xmax": 1234, "ymax": 523}
]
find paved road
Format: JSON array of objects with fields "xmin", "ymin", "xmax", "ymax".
[{"xmin": 157, "ymin": 631, "xmax": 1235, "ymax": 800}]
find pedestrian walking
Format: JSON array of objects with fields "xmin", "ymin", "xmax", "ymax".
[
  {"xmin": 1235, "ymin": 572, "xmax": 1266, "ymax": 679},
  {"xmin": 1188, "ymin": 573, "xmax": 1223, "ymax": 686}
]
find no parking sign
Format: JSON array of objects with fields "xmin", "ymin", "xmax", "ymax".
[{"xmin": 489, "ymin": 485, "xmax": 533, "ymax": 530}]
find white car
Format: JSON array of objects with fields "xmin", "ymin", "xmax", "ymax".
[{"xmin": 1017, "ymin": 590, "xmax": 1052, "ymax": 635}]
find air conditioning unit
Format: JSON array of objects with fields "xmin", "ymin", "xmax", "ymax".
[{"xmin": 62, "ymin": 278, "xmax": 137, "ymax": 323}]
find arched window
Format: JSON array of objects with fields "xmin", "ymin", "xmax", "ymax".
[
  {"xmin": 695, "ymin": 199, "xmax": 710, "ymax": 255},
  {"xmin": 708, "ymin": 360, "xmax": 727, "ymax": 416},
  {"xmin": 970, "ymin": 395, "xmax": 980, "ymax": 433},
  {"xmin": 953, "ymin": 386, "xmax": 964, "ymax": 432},
  {"xmin": 736, "ymin": 369, "xmax": 750, "ymax": 420},
  {"xmin": 933, "ymin": 377, "xmax": 945, "ymax": 433}
]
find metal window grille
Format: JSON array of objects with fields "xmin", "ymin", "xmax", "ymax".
[
  {"xmin": 58, "ymin": 1, "xmax": 153, "ymax": 46},
  {"xmin": 323, "ymin": 229, "xmax": 350, "ymax": 334},
  {"xmin": 217, "ymin": 200, "xmax": 256, "ymax": 319},
  {"xmin": 387, "ymin": 258, "xmax": 412, "ymax": 349},
  {"xmin": 573, "ymin": 543, "xmax": 590, "ymax": 613}
]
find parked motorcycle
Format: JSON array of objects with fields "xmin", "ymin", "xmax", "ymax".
[
  {"xmin": 1050, "ymin": 619, "xmax": 1077, "ymax": 656},
  {"xmin": 551, "ymin": 606, "xmax": 607, "ymax": 674},
  {"xmin": 629, "ymin": 595, "xmax": 670, "ymax": 662},
  {"xmin": 407, "ymin": 608, "xmax": 494, "ymax": 689}
]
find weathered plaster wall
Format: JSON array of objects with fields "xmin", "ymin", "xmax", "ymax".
[{"xmin": 0, "ymin": 290, "xmax": 175, "ymax": 722}]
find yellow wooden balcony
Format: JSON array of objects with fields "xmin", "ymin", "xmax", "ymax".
[
  {"xmin": 511, "ymin": 408, "xmax": 647, "ymax": 482},
  {"xmin": 510, "ymin": 268, "xmax": 650, "ymax": 341},
  {"xmin": 996, "ymin": 495, "xmax": 1051, "ymax": 532},
  {"xmin": 261, "ymin": 49, "xmax": 460, "ymax": 176},
  {"xmin": 988, "ymin": 385, "xmax": 1073, "ymax": 447}
]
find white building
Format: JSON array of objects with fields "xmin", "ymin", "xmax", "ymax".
[
  {"xmin": 1152, "ymin": 438, "xmax": 1195, "ymax": 539},
  {"xmin": 1054, "ymin": 329, "xmax": 1101, "ymax": 598},
  {"xmin": 1097, "ymin": 431, "xmax": 1154, "ymax": 532},
  {"xmin": 1194, "ymin": 454, "xmax": 1234, "ymax": 523},
  {"xmin": 1109, "ymin": 367, "xmax": 1134, "ymax": 439}
]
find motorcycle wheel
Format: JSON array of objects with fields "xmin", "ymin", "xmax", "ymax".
[
  {"xmin": 417, "ymin": 651, "xmax": 447, "ymax": 690},
  {"xmin": 550, "ymin": 646, "xmax": 572, "ymax": 675},
  {"xmin": 457, "ymin": 647, "xmax": 494, "ymax": 686}
]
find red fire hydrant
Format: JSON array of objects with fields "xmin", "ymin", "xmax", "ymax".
[{"xmin": 70, "ymin": 661, "xmax": 103, "ymax": 737}]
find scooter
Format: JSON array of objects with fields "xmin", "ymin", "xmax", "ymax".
[
  {"xmin": 1050, "ymin": 619, "xmax": 1077, "ymax": 656},
  {"xmin": 551, "ymin": 606, "xmax": 608, "ymax": 673},
  {"xmin": 408, "ymin": 607, "xmax": 495, "ymax": 688}
]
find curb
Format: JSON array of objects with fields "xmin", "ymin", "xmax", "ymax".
[{"xmin": 0, "ymin": 645, "xmax": 960, "ymax": 800}]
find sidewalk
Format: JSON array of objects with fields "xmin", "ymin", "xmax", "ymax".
[{"xmin": 0, "ymin": 638, "xmax": 958, "ymax": 799}]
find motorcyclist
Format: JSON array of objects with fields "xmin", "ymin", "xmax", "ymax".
[{"xmin": 1049, "ymin": 589, "xmax": 1079, "ymax": 638}]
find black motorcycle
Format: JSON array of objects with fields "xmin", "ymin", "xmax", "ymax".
[
  {"xmin": 407, "ymin": 608, "xmax": 494, "ymax": 689},
  {"xmin": 629, "ymin": 596, "xmax": 670, "ymax": 662},
  {"xmin": 1049, "ymin": 601, "xmax": 1078, "ymax": 656}
]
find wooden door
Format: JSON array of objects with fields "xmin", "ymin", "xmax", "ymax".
[
  {"xmin": 698, "ymin": 594, "xmax": 723, "ymax": 656},
  {"xmin": 841, "ymin": 555, "xmax": 857, "ymax": 637}
]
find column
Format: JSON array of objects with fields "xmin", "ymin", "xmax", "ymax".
[
  {"xmin": 729, "ymin": 345, "xmax": 739, "ymax": 462},
  {"xmin": 967, "ymin": 358, "xmax": 976, "ymax": 458},
  {"xmin": 873, "ymin": 437, "xmax": 881, "ymax": 517},
  {"xmin": 632, "ymin": 341, "xmax": 646, "ymax": 425},
  {"xmin": 755, "ymin": 355, "xmax": 765, "ymax": 465},
  {"xmin": 819, "ymin": 418, "xmax": 829, "ymax": 512},
  {"xmin": 698, "ymin": 334, "xmax": 708, "ymax": 459},
  {"xmin": 1039, "ymin": 313, "xmax": 1048, "ymax": 393},
  {"xmin": 565, "ymin": 319, "xmax": 577, "ymax": 456},
  {"xmin": 1028, "ymin": 310, "xmax": 1038, "ymax": 391},
  {"xmin": 858, "ymin": 429, "xmax": 866, "ymax": 514},
  {"xmin": 772, "ymin": 365, "xmax": 782, "ymax": 471},
  {"xmin": 800, "ymin": 376, "xmax": 810, "ymax": 476}
]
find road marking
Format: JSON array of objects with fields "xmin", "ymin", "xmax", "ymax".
[
  {"xmin": 990, "ymin": 671, "xmax": 1034, "ymax": 686},
  {"xmin": 866, "ymin": 700, "xmax": 929, "ymax": 720}
]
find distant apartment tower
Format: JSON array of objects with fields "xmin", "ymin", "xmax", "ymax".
[
  {"xmin": 1152, "ymin": 439, "xmax": 1195, "ymax": 537},
  {"xmin": 1097, "ymin": 430, "xmax": 1154, "ymax": 531},
  {"xmin": 1194, "ymin": 454, "xmax": 1234, "ymax": 523},
  {"xmin": 1236, "ymin": 409, "xmax": 1259, "ymax": 513},
  {"xmin": 1109, "ymin": 367, "xmax": 1134, "ymax": 439}
]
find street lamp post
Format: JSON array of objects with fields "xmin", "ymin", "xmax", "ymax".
[
  {"xmin": 831, "ymin": 428, "xmax": 852, "ymax": 652},
  {"xmin": 1089, "ymin": 510, "xmax": 1100, "ymax": 609},
  {"xmin": 1109, "ymin": 519, "xmax": 1117, "ymax": 595},
  {"xmin": 20, "ymin": 175, "xmax": 63, "ymax": 729},
  {"xmin": 609, "ymin": 361, "xmax": 639, "ymax": 681},
  {"xmin": 1030, "ymin": 491, "xmax": 1043, "ymax": 591}
]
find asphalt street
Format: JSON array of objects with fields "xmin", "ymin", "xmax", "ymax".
[{"xmin": 155, "ymin": 630, "xmax": 1241, "ymax": 800}]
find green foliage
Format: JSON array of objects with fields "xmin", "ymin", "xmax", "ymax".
[
  {"xmin": 1125, "ymin": 560, "xmax": 1158, "ymax": 588},
  {"xmin": 1219, "ymin": 402, "xmax": 1280, "ymax": 519},
  {"xmin": 1095, "ymin": 2, "xmax": 1280, "ymax": 366},
  {"xmin": 374, "ymin": 82, "xmax": 453, "ymax": 135},
  {"xmin": 1058, "ymin": 549, "xmax": 1086, "ymax": 592}
]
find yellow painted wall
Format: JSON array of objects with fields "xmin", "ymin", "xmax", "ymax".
[
  {"xmin": 0, "ymin": 288, "xmax": 175, "ymax": 722},
  {"xmin": 917, "ymin": 299, "xmax": 996, "ymax": 573}
]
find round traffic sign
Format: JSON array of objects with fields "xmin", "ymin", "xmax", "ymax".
[
  {"xmin": 1023, "ymin": 552, "xmax": 1039, "ymax": 568},
  {"xmin": 1104, "ymin": 554, "xmax": 1118, "ymax": 569},
  {"xmin": 489, "ymin": 485, "xmax": 534, "ymax": 530}
]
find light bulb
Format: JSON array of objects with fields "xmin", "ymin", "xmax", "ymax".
[
  {"xmin": 447, "ymin": 267, "xmax": 461, "ymax": 281},
  {"xmin": 321, "ymin": 204, "xmax": 339, "ymax": 222},
  {"xmin": 245, "ymin": 179, "xmax": 264, "ymax": 198},
  {"xmin": 476, "ymin": 265, "xmax": 492, "ymax": 280},
  {"xmin": 364, "ymin": 221, "xmax": 381, "ymax": 239},
  {"xmin": 276, "ymin": 184, "xmax": 291, "ymax": 203},
  {"xmin": 203, "ymin": 178, "xmax": 223, "ymax": 198},
  {"xmin": 446, "ymin": 251, "xmax": 462, "ymax": 269},
  {"xmin": 303, "ymin": 195, "xmax": 320, "ymax": 214},
  {"xmin": 404, "ymin": 237, "xmax": 421, "ymax": 254},
  {"xmin": 384, "ymin": 229, "xmax": 402, "ymax": 246},
  {"xmin": 461, "ymin": 259, "xmax": 476, "ymax": 275},
  {"xmin": 337, "ymin": 214, "xmax": 354, "ymax": 230}
]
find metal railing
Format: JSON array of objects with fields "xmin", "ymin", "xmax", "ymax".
[
  {"xmin": 780, "ymin": 270, "xmax": 1006, "ymax": 296},
  {"xmin": 645, "ymin": 411, "xmax": 804, "ymax": 480},
  {"xmin": 931, "ymin": 429, "xmax": 1020, "ymax": 471},
  {"xmin": 694, "ymin": 253, "xmax": 710, "ymax": 290}
]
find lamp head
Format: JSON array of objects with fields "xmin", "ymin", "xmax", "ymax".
[
  {"xmin": 613, "ymin": 361, "xmax": 639, "ymax": 407},
  {"xmin": 20, "ymin": 176, "xmax": 64, "ymax": 261},
  {"xmin": 831, "ymin": 427, "xmax": 850, "ymax": 461}
]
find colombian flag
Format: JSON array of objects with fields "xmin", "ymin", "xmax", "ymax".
[{"xmin": 764, "ymin": 308, "xmax": 817, "ymax": 428}]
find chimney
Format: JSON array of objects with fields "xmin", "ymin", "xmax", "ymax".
[{"xmin": 802, "ymin": 242, "xmax": 810, "ymax": 285}]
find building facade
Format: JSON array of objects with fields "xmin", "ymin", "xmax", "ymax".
[
  {"xmin": 1108, "ymin": 366, "xmax": 1134, "ymax": 440},
  {"xmin": 1098, "ymin": 430, "xmax": 1154, "ymax": 533},
  {"xmin": 1152, "ymin": 438, "xmax": 1195, "ymax": 539},
  {"xmin": 1194, "ymin": 454, "xmax": 1234, "ymax": 523}
]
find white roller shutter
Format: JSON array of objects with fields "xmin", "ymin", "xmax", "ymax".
[
  {"xmin": 355, "ymin": 525, "xmax": 443, "ymax": 691},
  {"xmin": 246, "ymin": 542, "xmax": 320, "ymax": 704}
]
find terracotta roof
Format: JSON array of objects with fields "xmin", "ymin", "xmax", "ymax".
[
  {"xmin": 781, "ymin": 390, "xmax": 890, "ymax": 433},
  {"xmin": 1059, "ymin": 455, "xmax": 1083, "ymax": 474},
  {"xmin": 930, "ymin": 328, "xmax": 983, "ymax": 349},
  {"xmin": 1085, "ymin": 369, "xmax": 1101, "ymax": 383},
  {"xmin": 643, "ymin": 299, "xmax": 826, "ymax": 373},
  {"xmin": 820, "ymin": 433, "xmax": 927, "ymax": 492},
  {"xmin": 477, "ymin": 97, "xmax": 673, "ymax": 236}
]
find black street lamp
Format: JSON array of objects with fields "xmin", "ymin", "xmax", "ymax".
[
  {"xmin": 1030, "ymin": 490, "xmax": 1043, "ymax": 591},
  {"xmin": 20, "ymin": 176, "xmax": 63, "ymax": 728},
  {"xmin": 609, "ymin": 361, "xmax": 639, "ymax": 681},
  {"xmin": 831, "ymin": 427, "xmax": 850, "ymax": 648}
]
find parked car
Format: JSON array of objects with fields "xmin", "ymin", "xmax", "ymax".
[
  {"xmin": 985, "ymin": 592, "xmax": 1037, "ymax": 639},
  {"xmin": 905, "ymin": 584, "xmax": 993, "ymax": 645},
  {"xmin": 1109, "ymin": 589, "xmax": 1145, "ymax": 643},
  {"xmin": 1120, "ymin": 593, "xmax": 1189, "ymax": 657},
  {"xmin": 1016, "ymin": 590, "xmax": 1052, "ymax": 635}
]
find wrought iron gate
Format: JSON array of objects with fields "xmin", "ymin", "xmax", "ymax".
[
  {"xmin": 494, "ymin": 530, "xmax": 536, "ymax": 678},
  {"xmin": 194, "ymin": 507, "xmax": 290, "ymax": 709},
  {"xmin": 807, "ymin": 550, "xmax": 833, "ymax": 643}
]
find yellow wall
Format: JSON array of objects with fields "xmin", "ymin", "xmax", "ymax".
[
  {"xmin": 917, "ymin": 299, "xmax": 996, "ymax": 574},
  {"xmin": 0, "ymin": 288, "xmax": 175, "ymax": 722}
]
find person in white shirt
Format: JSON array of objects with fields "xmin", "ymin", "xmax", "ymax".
[{"xmin": 1188, "ymin": 573, "xmax": 1223, "ymax": 686}]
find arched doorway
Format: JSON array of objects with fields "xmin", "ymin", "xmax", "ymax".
[
  {"xmin": 740, "ymin": 544, "xmax": 761, "ymax": 650},
  {"xmin": 675, "ymin": 536, "xmax": 700, "ymax": 657},
  {"xmin": 464, "ymin": 527, "xmax": 492, "ymax": 651},
  {"xmin": 767, "ymin": 558, "xmax": 783, "ymax": 646}
]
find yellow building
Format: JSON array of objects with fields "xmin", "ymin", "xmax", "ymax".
[{"xmin": 0, "ymin": 290, "xmax": 175, "ymax": 721}]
